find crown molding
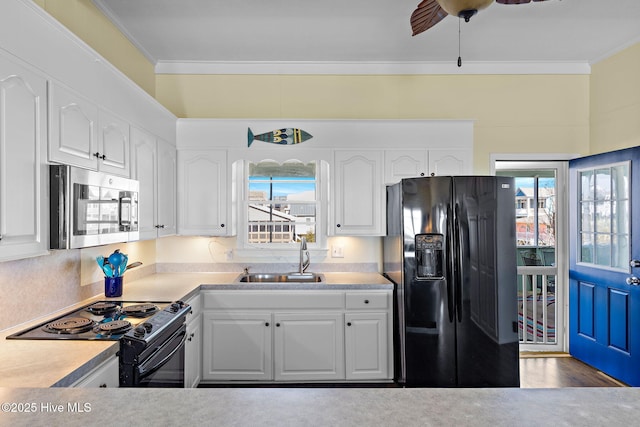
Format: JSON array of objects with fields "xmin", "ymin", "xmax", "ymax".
[{"xmin": 155, "ymin": 60, "xmax": 591, "ymax": 76}]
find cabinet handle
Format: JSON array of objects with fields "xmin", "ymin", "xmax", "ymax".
[
  {"xmin": 430, "ymin": 173, "xmax": 435, "ymax": 177},
  {"xmin": 276, "ymin": 323, "xmax": 281, "ymax": 327},
  {"xmin": 364, "ymin": 299, "xmax": 370, "ymax": 304},
  {"xmin": 420, "ymin": 172, "xmax": 425, "ymax": 176},
  {"xmin": 336, "ymin": 224, "xmax": 341, "ymax": 228},
  {"xmin": 221, "ymin": 224, "xmax": 225, "ymax": 228},
  {"xmin": 347, "ymin": 322, "xmax": 352, "ymax": 326},
  {"xmin": 99, "ymin": 383, "xmax": 107, "ymax": 388},
  {"xmin": 93, "ymin": 152, "xmax": 106, "ymax": 160},
  {"xmin": 265, "ymin": 322, "xmax": 270, "ymax": 327}
]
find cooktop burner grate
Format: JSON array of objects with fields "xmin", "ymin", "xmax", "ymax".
[
  {"xmin": 86, "ymin": 302, "xmax": 119, "ymax": 315},
  {"xmin": 95, "ymin": 319, "xmax": 132, "ymax": 336},
  {"xmin": 42, "ymin": 317, "xmax": 96, "ymax": 334},
  {"xmin": 121, "ymin": 303, "xmax": 159, "ymax": 317}
]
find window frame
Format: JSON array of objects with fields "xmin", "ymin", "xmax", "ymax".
[{"xmin": 236, "ymin": 158, "xmax": 329, "ymax": 255}]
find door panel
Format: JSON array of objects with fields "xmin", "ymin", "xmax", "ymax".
[{"xmin": 569, "ymin": 146, "xmax": 640, "ymax": 386}]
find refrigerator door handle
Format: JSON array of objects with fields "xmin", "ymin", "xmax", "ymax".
[
  {"xmin": 454, "ymin": 203, "xmax": 463, "ymax": 322},
  {"xmin": 446, "ymin": 203, "xmax": 455, "ymax": 323}
]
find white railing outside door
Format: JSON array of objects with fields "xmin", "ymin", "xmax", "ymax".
[{"xmin": 518, "ymin": 266, "xmax": 557, "ymax": 345}]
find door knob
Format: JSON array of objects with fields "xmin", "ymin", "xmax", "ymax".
[
  {"xmin": 626, "ymin": 276, "xmax": 640, "ymax": 286},
  {"xmin": 630, "ymin": 260, "xmax": 640, "ymax": 268}
]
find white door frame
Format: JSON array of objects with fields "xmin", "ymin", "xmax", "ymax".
[{"xmin": 492, "ymin": 154, "xmax": 572, "ymax": 353}]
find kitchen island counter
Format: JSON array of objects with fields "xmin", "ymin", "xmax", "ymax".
[
  {"xmin": 0, "ymin": 386, "xmax": 638, "ymax": 426},
  {"xmin": 0, "ymin": 272, "xmax": 391, "ymax": 388}
]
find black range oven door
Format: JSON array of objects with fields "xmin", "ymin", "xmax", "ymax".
[{"xmin": 120, "ymin": 324, "xmax": 186, "ymax": 388}]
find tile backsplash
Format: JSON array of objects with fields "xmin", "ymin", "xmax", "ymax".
[
  {"xmin": 0, "ymin": 253, "xmax": 153, "ymax": 332},
  {"xmin": 0, "ymin": 250, "xmax": 93, "ymax": 331}
]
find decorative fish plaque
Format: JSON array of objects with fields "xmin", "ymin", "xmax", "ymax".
[{"xmin": 248, "ymin": 127, "xmax": 313, "ymax": 147}]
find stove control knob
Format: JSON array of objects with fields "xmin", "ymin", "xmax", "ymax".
[
  {"xmin": 170, "ymin": 302, "xmax": 182, "ymax": 312},
  {"xmin": 143, "ymin": 322, "xmax": 153, "ymax": 333},
  {"xmin": 134, "ymin": 326, "xmax": 146, "ymax": 337}
]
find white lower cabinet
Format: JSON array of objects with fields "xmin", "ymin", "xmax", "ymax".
[
  {"xmin": 345, "ymin": 313, "xmax": 388, "ymax": 380},
  {"xmin": 202, "ymin": 312, "xmax": 273, "ymax": 381},
  {"xmin": 200, "ymin": 290, "xmax": 392, "ymax": 383},
  {"xmin": 72, "ymin": 356, "xmax": 119, "ymax": 388},
  {"xmin": 185, "ymin": 313, "xmax": 202, "ymax": 388},
  {"xmin": 274, "ymin": 313, "xmax": 344, "ymax": 381}
]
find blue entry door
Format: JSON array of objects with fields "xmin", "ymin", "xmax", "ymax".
[{"xmin": 569, "ymin": 146, "xmax": 640, "ymax": 386}]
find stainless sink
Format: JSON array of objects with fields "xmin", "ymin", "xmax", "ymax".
[{"xmin": 236, "ymin": 273, "xmax": 324, "ymax": 283}]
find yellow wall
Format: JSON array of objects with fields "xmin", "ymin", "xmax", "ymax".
[
  {"xmin": 33, "ymin": 0, "xmax": 156, "ymax": 97},
  {"xmin": 156, "ymin": 73, "xmax": 590, "ymax": 173},
  {"xmin": 590, "ymin": 43, "xmax": 640, "ymax": 154},
  {"xmin": 35, "ymin": 1, "xmax": 640, "ymax": 171}
]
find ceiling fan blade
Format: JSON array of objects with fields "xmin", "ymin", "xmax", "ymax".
[
  {"xmin": 411, "ymin": 0, "xmax": 448, "ymax": 36},
  {"xmin": 496, "ymin": 0, "xmax": 549, "ymax": 4}
]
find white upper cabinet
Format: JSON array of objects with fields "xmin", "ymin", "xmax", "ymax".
[
  {"xmin": 157, "ymin": 138, "xmax": 177, "ymax": 237},
  {"xmin": 332, "ymin": 150, "xmax": 384, "ymax": 236},
  {"xmin": 131, "ymin": 127, "xmax": 177, "ymax": 240},
  {"xmin": 0, "ymin": 54, "xmax": 48, "ymax": 261},
  {"xmin": 48, "ymin": 83, "xmax": 98, "ymax": 168},
  {"xmin": 177, "ymin": 149, "xmax": 230, "ymax": 236},
  {"xmin": 385, "ymin": 148, "xmax": 472, "ymax": 184},
  {"xmin": 49, "ymin": 83, "xmax": 131, "ymax": 177},
  {"xmin": 429, "ymin": 149, "xmax": 472, "ymax": 176},
  {"xmin": 131, "ymin": 127, "xmax": 157, "ymax": 240},
  {"xmin": 384, "ymin": 150, "xmax": 429, "ymax": 184},
  {"xmin": 97, "ymin": 109, "xmax": 130, "ymax": 176}
]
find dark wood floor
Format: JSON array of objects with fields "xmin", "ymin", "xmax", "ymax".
[{"xmin": 519, "ymin": 354, "xmax": 626, "ymax": 388}]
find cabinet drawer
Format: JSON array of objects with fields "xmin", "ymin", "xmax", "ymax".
[
  {"xmin": 345, "ymin": 292, "xmax": 389, "ymax": 310},
  {"xmin": 185, "ymin": 293, "xmax": 202, "ymax": 323},
  {"xmin": 203, "ymin": 291, "xmax": 344, "ymax": 310}
]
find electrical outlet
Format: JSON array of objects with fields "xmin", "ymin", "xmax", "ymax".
[
  {"xmin": 331, "ymin": 245, "xmax": 344, "ymax": 258},
  {"xmin": 225, "ymin": 250, "xmax": 233, "ymax": 261}
]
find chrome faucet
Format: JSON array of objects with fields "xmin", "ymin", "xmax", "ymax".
[{"xmin": 299, "ymin": 236, "xmax": 310, "ymax": 274}]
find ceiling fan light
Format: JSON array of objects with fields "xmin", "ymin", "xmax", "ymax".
[{"xmin": 436, "ymin": 0, "xmax": 494, "ymax": 17}]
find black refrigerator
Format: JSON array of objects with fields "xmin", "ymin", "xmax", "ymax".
[{"xmin": 383, "ymin": 176, "xmax": 520, "ymax": 387}]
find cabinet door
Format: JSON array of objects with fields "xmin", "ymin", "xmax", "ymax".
[
  {"xmin": 333, "ymin": 150, "xmax": 384, "ymax": 236},
  {"xmin": 177, "ymin": 150, "xmax": 228, "ymax": 235},
  {"xmin": 429, "ymin": 149, "xmax": 472, "ymax": 176},
  {"xmin": 48, "ymin": 82, "xmax": 98, "ymax": 169},
  {"xmin": 157, "ymin": 138, "xmax": 177, "ymax": 237},
  {"xmin": 185, "ymin": 314, "xmax": 202, "ymax": 388},
  {"xmin": 345, "ymin": 312, "xmax": 389, "ymax": 380},
  {"xmin": 131, "ymin": 126, "xmax": 158, "ymax": 240},
  {"xmin": 202, "ymin": 312, "xmax": 272, "ymax": 381},
  {"xmin": 72, "ymin": 357, "xmax": 119, "ymax": 388},
  {"xmin": 0, "ymin": 55, "xmax": 48, "ymax": 261},
  {"xmin": 98, "ymin": 109, "xmax": 130, "ymax": 177},
  {"xmin": 274, "ymin": 313, "xmax": 344, "ymax": 381},
  {"xmin": 385, "ymin": 150, "xmax": 428, "ymax": 184}
]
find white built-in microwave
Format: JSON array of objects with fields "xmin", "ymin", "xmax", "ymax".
[{"xmin": 50, "ymin": 165, "xmax": 139, "ymax": 249}]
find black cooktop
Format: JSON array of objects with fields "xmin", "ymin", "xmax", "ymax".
[{"xmin": 6, "ymin": 301, "xmax": 171, "ymax": 341}]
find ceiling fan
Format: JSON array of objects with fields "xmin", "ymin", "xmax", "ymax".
[{"xmin": 411, "ymin": 0, "xmax": 549, "ymax": 36}]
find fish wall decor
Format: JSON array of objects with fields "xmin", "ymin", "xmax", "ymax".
[{"xmin": 248, "ymin": 127, "xmax": 313, "ymax": 147}]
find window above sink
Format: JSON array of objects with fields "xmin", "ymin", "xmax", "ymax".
[{"xmin": 238, "ymin": 159, "xmax": 329, "ymax": 253}]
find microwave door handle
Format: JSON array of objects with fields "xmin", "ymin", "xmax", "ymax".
[
  {"xmin": 137, "ymin": 330, "xmax": 187, "ymax": 379},
  {"xmin": 119, "ymin": 194, "xmax": 132, "ymax": 226}
]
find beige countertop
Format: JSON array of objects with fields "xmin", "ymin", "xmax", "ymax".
[
  {"xmin": 0, "ymin": 272, "xmax": 392, "ymax": 388},
  {"xmin": 0, "ymin": 387, "xmax": 639, "ymax": 426}
]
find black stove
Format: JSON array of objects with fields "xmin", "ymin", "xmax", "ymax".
[{"xmin": 6, "ymin": 301, "xmax": 169, "ymax": 341}]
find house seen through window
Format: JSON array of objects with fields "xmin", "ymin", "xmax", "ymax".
[{"xmin": 247, "ymin": 161, "xmax": 317, "ymax": 245}]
